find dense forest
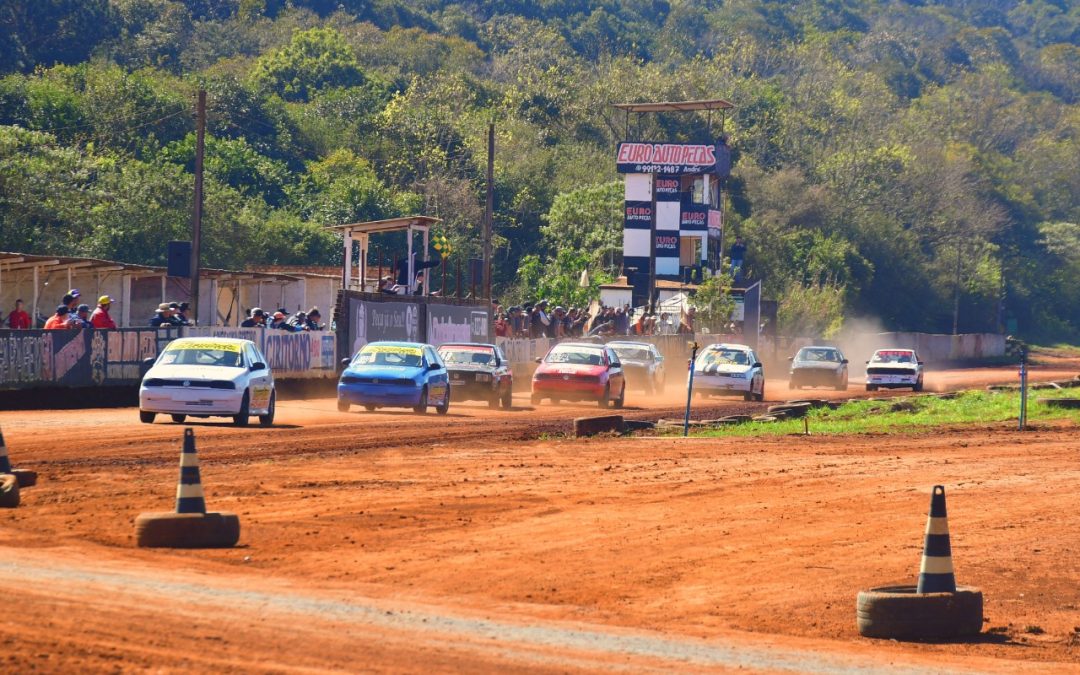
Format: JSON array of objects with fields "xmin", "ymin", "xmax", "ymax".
[{"xmin": 0, "ymin": 1, "xmax": 1078, "ymax": 339}]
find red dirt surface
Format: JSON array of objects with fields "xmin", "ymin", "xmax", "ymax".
[{"xmin": 0, "ymin": 364, "xmax": 1078, "ymax": 672}]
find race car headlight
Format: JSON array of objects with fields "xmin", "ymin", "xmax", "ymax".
[{"xmin": 476, "ymin": 373, "xmax": 492, "ymax": 382}]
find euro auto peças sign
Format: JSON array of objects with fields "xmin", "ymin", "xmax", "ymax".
[{"xmin": 616, "ymin": 141, "xmax": 730, "ymax": 176}]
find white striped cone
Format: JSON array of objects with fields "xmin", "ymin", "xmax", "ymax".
[
  {"xmin": 917, "ymin": 485, "xmax": 957, "ymax": 593},
  {"xmin": 175, "ymin": 429, "xmax": 206, "ymax": 514}
]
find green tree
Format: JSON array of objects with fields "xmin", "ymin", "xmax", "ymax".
[
  {"xmin": 541, "ymin": 180, "xmax": 622, "ymax": 274},
  {"xmin": 250, "ymin": 26, "xmax": 365, "ymax": 101}
]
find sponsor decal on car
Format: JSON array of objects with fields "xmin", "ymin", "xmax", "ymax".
[{"xmin": 168, "ymin": 341, "xmax": 242, "ymax": 353}]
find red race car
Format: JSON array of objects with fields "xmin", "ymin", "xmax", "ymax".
[{"xmin": 530, "ymin": 342, "xmax": 626, "ymax": 408}]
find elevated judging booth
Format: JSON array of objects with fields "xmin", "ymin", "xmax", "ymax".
[{"xmin": 613, "ymin": 99, "xmax": 734, "ymax": 307}]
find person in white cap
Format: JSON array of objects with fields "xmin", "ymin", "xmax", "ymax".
[{"xmin": 91, "ymin": 295, "xmax": 117, "ymax": 329}]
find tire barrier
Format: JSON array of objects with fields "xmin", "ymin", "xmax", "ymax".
[
  {"xmin": 768, "ymin": 402, "xmax": 811, "ymax": 419},
  {"xmin": 856, "ymin": 586, "xmax": 983, "ymax": 640},
  {"xmin": 1038, "ymin": 398, "xmax": 1080, "ymax": 409},
  {"xmin": 857, "ymin": 485, "xmax": 983, "ymax": 640},
  {"xmin": 573, "ymin": 415, "xmax": 624, "ymax": 437},
  {"xmin": 0, "ymin": 427, "xmax": 37, "ymax": 488},
  {"xmin": 0, "ymin": 474, "xmax": 19, "ymax": 508},
  {"xmin": 622, "ymin": 419, "xmax": 655, "ymax": 432},
  {"xmin": 135, "ymin": 428, "xmax": 240, "ymax": 548}
]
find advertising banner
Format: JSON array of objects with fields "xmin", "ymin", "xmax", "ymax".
[
  {"xmin": 428, "ymin": 305, "xmax": 491, "ymax": 346},
  {"xmin": 654, "ymin": 177, "xmax": 681, "ymax": 201},
  {"xmin": 655, "ymin": 233, "xmax": 680, "ymax": 253},
  {"xmin": 680, "ymin": 206, "xmax": 708, "ymax": 230},
  {"xmin": 623, "ymin": 201, "xmax": 653, "ymax": 230},
  {"xmin": 348, "ymin": 298, "xmax": 421, "ymax": 357},
  {"xmin": 617, "ymin": 141, "xmax": 726, "ymax": 175}
]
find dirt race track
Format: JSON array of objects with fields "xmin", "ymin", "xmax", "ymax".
[{"xmin": 1, "ymin": 363, "xmax": 1079, "ymax": 673}]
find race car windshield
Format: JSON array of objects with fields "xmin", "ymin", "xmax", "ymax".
[
  {"xmin": 699, "ymin": 349, "xmax": 749, "ymax": 366},
  {"xmin": 353, "ymin": 346, "xmax": 422, "ymax": 368},
  {"xmin": 159, "ymin": 347, "xmax": 242, "ymax": 368},
  {"xmin": 872, "ymin": 351, "xmax": 914, "ymax": 364},
  {"xmin": 798, "ymin": 348, "xmax": 840, "ymax": 362},
  {"xmin": 611, "ymin": 346, "xmax": 651, "ymax": 362},
  {"xmin": 440, "ymin": 349, "xmax": 495, "ymax": 366},
  {"xmin": 545, "ymin": 346, "xmax": 604, "ymax": 366}
]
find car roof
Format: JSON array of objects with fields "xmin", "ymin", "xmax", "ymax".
[
  {"xmin": 552, "ymin": 342, "xmax": 607, "ymax": 349},
  {"xmin": 364, "ymin": 340, "xmax": 432, "ymax": 348},
  {"xmin": 168, "ymin": 337, "xmax": 254, "ymax": 347},
  {"xmin": 438, "ymin": 343, "xmax": 496, "ymax": 349},
  {"xmin": 706, "ymin": 343, "xmax": 752, "ymax": 350},
  {"xmin": 607, "ymin": 341, "xmax": 653, "ymax": 348},
  {"xmin": 873, "ymin": 348, "xmax": 915, "ymax": 353},
  {"xmin": 798, "ymin": 345, "xmax": 840, "ymax": 350}
]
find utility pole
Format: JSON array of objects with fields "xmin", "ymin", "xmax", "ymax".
[
  {"xmin": 952, "ymin": 239, "xmax": 961, "ymax": 335},
  {"xmin": 483, "ymin": 123, "xmax": 494, "ymax": 300},
  {"xmin": 648, "ymin": 173, "xmax": 657, "ymax": 312},
  {"xmin": 191, "ymin": 89, "xmax": 206, "ymax": 326}
]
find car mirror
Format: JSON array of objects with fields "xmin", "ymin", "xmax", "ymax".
[
  {"xmin": 142, "ymin": 357, "xmax": 156, "ymax": 367},
  {"xmin": 787, "ymin": 356, "xmax": 794, "ymax": 361},
  {"xmin": 534, "ymin": 357, "xmax": 542, "ymax": 364},
  {"xmin": 341, "ymin": 357, "xmax": 352, "ymax": 367},
  {"xmin": 428, "ymin": 362, "xmax": 440, "ymax": 371},
  {"xmin": 656, "ymin": 355, "xmax": 664, "ymax": 361},
  {"xmin": 865, "ymin": 360, "xmax": 870, "ymax": 365},
  {"xmin": 918, "ymin": 361, "xmax": 924, "ymax": 365},
  {"xmin": 251, "ymin": 362, "xmax": 266, "ymax": 371},
  {"xmin": 752, "ymin": 362, "xmax": 763, "ymax": 369},
  {"xmin": 841, "ymin": 358, "xmax": 849, "ymax": 364}
]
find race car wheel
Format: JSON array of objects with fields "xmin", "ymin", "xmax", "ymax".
[
  {"xmin": 613, "ymin": 384, "xmax": 626, "ymax": 409},
  {"xmin": 501, "ymin": 387, "xmax": 513, "ymax": 409},
  {"xmin": 258, "ymin": 392, "xmax": 275, "ymax": 427},
  {"xmin": 171, "ymin": 414, "xmax": 187, "ymax": 424},
  {"xmin": 753, "ymin": 378, "xmax": 765, "ymax": 402},
  {"xmin": 364, "ymin": 405, "xmax": 377, "ymax": 411},
  {"xmin": 836, "ymin": 375, "xmax": 848, "ymax": 391},
  {"xmin": 599, "ymin": 385, "xmax": 611, "ymax": 408},
  {"xmin": 337, "ymin": 398, "xmax": 351, "ymax": 413},
  {"xmin": 413, "ymin": 386, "xmax": 428, "ymax": 414},
  {"xmin": 436, "ymin": 389, "xmax": 450, "ymax": 416},
  {"xmin": 866, "ymin": 385, "xmax": 878, "ymax": 392},
  {"xmin": 139, "ymin": 410, "xmax": 156, "ymax": 424},
  {"xmin": 914, "ymin": 379, "xmax": 924, "ymax": 392},
  {"xmin": 233, "ymin": 391, "xmax": 250, "ymax": 427}
]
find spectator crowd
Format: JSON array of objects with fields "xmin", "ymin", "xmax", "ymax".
[{"xmin": 492, "ymin": 301, "xmax": 696, "ymax": 339}]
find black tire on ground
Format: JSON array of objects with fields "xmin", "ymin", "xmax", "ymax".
[
  {"xmin": 836, "ymin": 376, "xmax": 848, "ymax": 391},
  {"xmin": 0, "ymin": 474, "xmax": 19, "ymax": 508},
  {"xmin": 337, "ymin": 398, "xmax": 351, "ymax": 413},
  {"xmin": 139, "ymin": 410, "xmax": 156, "ymax": 424},
  {"xmin": 414, "ymin": 387, "xmax": 428, "ymax": 414},
  {"xmin": 233, "ymin": 391, "xmax": 250, "ymax": 426},
  {"xmin": 613, "ymin": 384, "xmax": 625, "ymax": 409},
  {"xmin": 501, "ymin": 387, "xmax": 513, "ymax": 409},
  {"xmin": 171, "ymin": 414, "xmax": 187, "ymax": 424},
  {"xmin": 743, "ymin": 391, "xmax": 753, "ymax": 401},
  {"xmin": 364, "ymin": 405, "xmax": 377, "ymax": 411},
  {"xmin": 436, "ymin": 388, "xmax": 450, "ymax": 415},
  {"xmin": 914, "ymin": 380, "xmax": 924, "ymax": 392},
  {"xmin": 11, "ymin": 469, "xmax": 37, "ymax": 488},
  {"xmin": 866, "ymin": 385, "xmax": 878, "ymax": 392},
  {"xmin": 134, "ymin": 511, "xmax": 241, "ymax": 548},
  {"xmin": 258, "ymin": 391, "xmax": 275, "ymax": 427},
  {"xmin": 856, "ymin": 585, "xmax": 983, "ymax": 640},
  {"xmin": 598, "ymin": 385, "xmax": 611, "ymax": 408},
  {"xmin": 753, "ymin": 380, "xmax": 765, "ymax": 402}
]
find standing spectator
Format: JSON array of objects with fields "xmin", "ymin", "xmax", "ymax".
[
  {"xmin": 304, "ymin": 308, "xmax": 324, "ymax": 330},
  {"xmin": 288, "ymin": 311, "xmax": 309, "ymax": 330},
  {"xmin": 167, "ymin": 302, "xmax": 191, "ymax": 326},
  {"xmin": 44, "ymin": 305, "xmax": 73, "ymax": 330},
  {"xmin": 531, "ymin": 301, "xmax": 552, "ymax": 338},
  {"xmin": 151, "ymin": 303, "xmax": 180, "ymax": 327},
  {"xmin": 240, "ymin": 308, "xmax": 267, "ymax": 328},
  {"xmin": 632, "ymin": 312, "xmax": 647, "ymax": 336},
  {"xmin": 7, "ymin": 299, "xmax": 30, "ymax": 329},
  {"xmin": 494, "ymin": 312, "xmax": 509, "ymax": 338},
  {"xmin": 269, "ymin": 311, "xmax": 293, "ymax": 330},
  {"xmin": 395, "ymin": 255, "xmax": 441, "ymax": 291},
  {"xmin": 177, "ymin": 302, "xmax": 192, "ymax": 325},
  {"xmin": 72, "ymin": 304, "xmax": 92, "ymax": 328},
  {"xmin": 91, "ymin": 296, "xmax": 117, "ymax": 329},
  {"xmin": 614, "ymin": 307, "xmax": 629, "ymax": 335},
  {"xmin": 677, "ymin": 306, "xmax": 696, "ymax": 335},
  {"xmin": 730, "ymin": 237, "xmax": 747, "ymax": 283}
]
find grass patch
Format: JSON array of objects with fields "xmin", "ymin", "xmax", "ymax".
[{"xmin": 693, "ymin": 388, "xmax": 1080, "ymax": 438}]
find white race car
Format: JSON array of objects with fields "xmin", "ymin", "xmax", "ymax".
[
  {"xmin": 693, "ymin": 343, "xmax": 765, "ymax": 401},
  {"xmin": 139, "ymin": 337, "xmax": 276, "ymax": 426},
  {"xmin": 865, "ymin": 348, "xmax": 924, "ymax": 391}
]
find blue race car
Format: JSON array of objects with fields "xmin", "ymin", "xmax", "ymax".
[{"xmin": 337, "ymin": 341, "xmax": 450, "ymax": 414}]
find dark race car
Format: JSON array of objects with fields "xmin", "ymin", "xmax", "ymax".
[
  {"xmin": 607, "ymin": 341, "xmax": 666, "ymax": 394},
  {"xmin": 788, "ymin": 345, "xmax": 849, "ymax": 390},
  {"xmin": 437, "ymin": 343, "xmax": 514, "ymax": 409}
]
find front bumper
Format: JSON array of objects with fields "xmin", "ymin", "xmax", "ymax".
[
  {"xmin": 866, "ymin": 374, "xmax": 919, "ymax": 388},
  {"xmin": 693, "ymin": 373, "xmax": 752, "ymax": 393},
  {"xmin": 791, "ymin": 368, "xmax": 842, "ymax": 386},
  {"xmin": 338, "ymin": 382, "xmax": 422, "ymax": 407},
  {"xmin": 532, "ymin": 379, "xmax": 605, "ymax": 399},
  {"xmin": 140, "ymin": 387, "xmax": 242, "ymax": 415}
]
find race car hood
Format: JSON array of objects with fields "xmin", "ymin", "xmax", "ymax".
[
  {"xmin": 343, "ymin": 364, "xmax": 423, "ymax": 379},
  {"xmin": 535, "ymin": 363, "xmax": 607, "ymax": 378},
  {"xmin": 697, "ymin": 363, "xmax": 753, "ymax": 376},
  {"xmin": 445, "ymin": 363, "xmax": 496, "ymax": 373},
  {"xmin": 620, "ymin": 359, "xmax": 652, "ymax": 369},
  {"xmin": 144, "ymin": 364, "xmax": 247, "ymax": 382}
]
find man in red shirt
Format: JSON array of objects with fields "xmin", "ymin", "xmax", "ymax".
[
  {"xmin": 6, "ymin": 299, "xmax": 30, "ymax": 329},
  {"xmin": 91, "ymin": 295, "xmax": 117, "ymax": 329}
]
